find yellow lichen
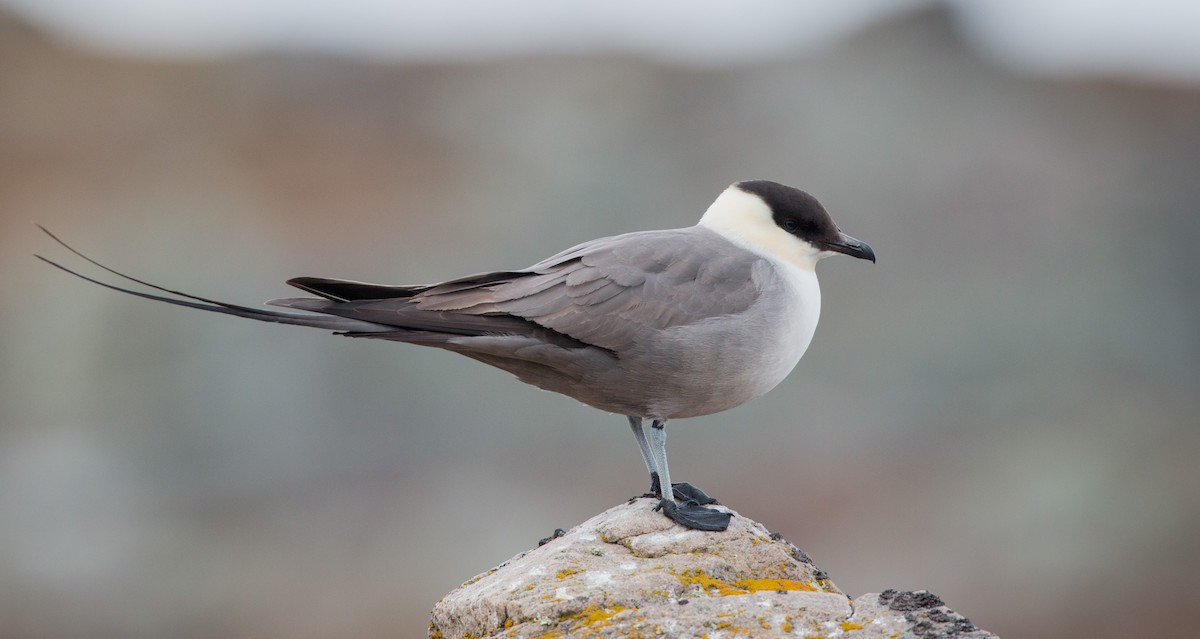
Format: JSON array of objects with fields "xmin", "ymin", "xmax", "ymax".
[
  {"xmin": 460, "ymin": 569, "xmax": 493, "ymax": 587},
  {"xmin": 673, "ymin": 569, "xmax": 821, "ymax": 596},
  {"xmin": 673, "ymin": 569, "xmax": 746, "ymax": 596},
  {"xmin": 555, "ymin": 567, "xmax": 582, "ymax": 580},
  {"xmin": 841, "ymin": 621, "xmax": 864, "ymax": 631},
  {"xmin": 645, "ymin": 588, "xmax": 672, "ymax": 600},
  {"xmin": 706, "ymin": 619, "xmax": 761, "ymax": 635},
  {"xmin": 568, "ymin": 604, "xmax": 628, "ymax": 627},
  {"xmin": 735, "ymin": 578, "xmax": 818, "ymax": 592}
]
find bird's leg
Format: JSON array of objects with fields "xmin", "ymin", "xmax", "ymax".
[
  {"xmin": 628, "ymin": 416, "xmax": 663, "ymax": 496},
  {"xmin": 633, "ymin": 416, "xmax": 717, "ymax": 504},
  {"xmin": 648, "ymin": 419, "xmax": 675, "ymax": 504},
  {"xmin": 649, "ymin": 419, "xmax": 731, "ymax": 531}
]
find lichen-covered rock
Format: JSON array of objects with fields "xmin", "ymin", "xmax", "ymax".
[{"xmin": 429, "ymin": 498, "xmax": 995, "ymax": 638}]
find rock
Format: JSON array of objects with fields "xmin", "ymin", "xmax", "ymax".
[{"xmin": 429, "ymin": 498, "xmax": 996, "ymax": 638}]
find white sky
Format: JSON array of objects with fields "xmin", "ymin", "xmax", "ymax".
[{"xmin": 3, "ymin": 0, "xmax": 1199, "ymax": 83}]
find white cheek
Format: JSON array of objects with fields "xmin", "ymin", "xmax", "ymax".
[
  {"xmin": 698, "ymin": 188, "xmax": 823, "ymax": 270},
  {"xmin": 749, "ymin": 232, "xmax": 821, "ymax": 271}
]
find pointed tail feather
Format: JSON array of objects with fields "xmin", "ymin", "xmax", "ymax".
[{"xmin": 36, "ymin": 227, "xmax": 394, "ymax": 334}]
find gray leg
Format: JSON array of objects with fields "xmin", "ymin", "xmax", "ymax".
[
  {"xmin": 632, "ymin": 416, "xmax": 719, "ymax": 504},
  {"xmin": 649, "ymin": 418, "xmax": 732, "ymax": 531},
  {"xmin": 628, "ymin": 416, "xmax": 661, "ymax": 495},
  {"xmin": 649, "ymin": 419, "xmax": 675, "ymax": 505}
]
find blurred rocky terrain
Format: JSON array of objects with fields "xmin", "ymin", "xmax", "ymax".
[{"xmin": 2, "ymin": 6, "xmax": 1198, "ymax": 639}]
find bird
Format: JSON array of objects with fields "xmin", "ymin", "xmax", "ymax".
[{"xmin": 38, "ymin": 179, "xmax": 875, "ymax": 531}]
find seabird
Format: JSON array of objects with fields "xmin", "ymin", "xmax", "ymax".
[{"xmin": 38, "ymin": 180, "xmax": 875, "ymax": 531}]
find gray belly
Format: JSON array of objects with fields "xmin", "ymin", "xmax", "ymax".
[{"xmin": 581, "ymin": 296, "xmax": 812, "ymax": 419}]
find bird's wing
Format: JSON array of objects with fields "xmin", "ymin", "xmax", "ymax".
[{"xmin": 407, "ymin": 227, "xmax": 769, "ymax": 352}]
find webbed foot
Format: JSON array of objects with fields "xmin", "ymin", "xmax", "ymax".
[
  {"xmin": 670, "ymin": 482, "xmax": 719, "ymax": 505},
  {"xmin": 656, "ymin": 498, "xmax": 732, "ymax": 531},
  {"xmin": 645, "ymin": 474, "xmax": 720, "ymax": 506}
]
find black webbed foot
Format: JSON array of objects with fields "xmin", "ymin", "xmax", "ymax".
[
  {"xmin": 644, "ymin": 474, "xmax": 720, "ymax": 506},
  {"xmin": 670, "ymin": 482, "xmax": 719, "ymax": 505},
  {"xmin": 656, "ymin": 498, "xmax": 732, "ymax": 531}
]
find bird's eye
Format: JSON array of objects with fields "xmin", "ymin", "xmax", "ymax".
[{"xmin": 781, "ymin": 218, "xmax": 800, "ymax": 233}]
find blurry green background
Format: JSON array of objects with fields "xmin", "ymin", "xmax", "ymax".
[{"xmin": 2, "ymin": 2, "xmax": 1198, "ymax": 638}]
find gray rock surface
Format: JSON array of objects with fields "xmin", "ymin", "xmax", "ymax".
[{"xmin": 430, "ymin": 498, "xmax": 995, "ymax": 638}]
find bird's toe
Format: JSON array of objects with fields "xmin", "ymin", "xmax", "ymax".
[
  {"xmin": 671, "ymin": 482, "xmax": 719, "ymax": 505},
  {"xmin": 658, "ymin": 498, "xmax": 732, "ymax": 531}
]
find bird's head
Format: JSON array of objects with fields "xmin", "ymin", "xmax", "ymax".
[{"xmin": 699, "ymin": 180, "xmax": 876, "ymax": 269}]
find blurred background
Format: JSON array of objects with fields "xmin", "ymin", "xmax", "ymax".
[{"xmin": 2, "ymin": 1, "xmax": 1198, "ymax": 637}]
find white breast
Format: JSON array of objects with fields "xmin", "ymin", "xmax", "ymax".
[{"xmin": 759, "ymin": 258, "xmax": 822, "ymax": 388}]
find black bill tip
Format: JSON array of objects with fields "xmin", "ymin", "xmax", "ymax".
[{"xmin": 820, "ymin": 232, "xmax": 876, "ymax": 263}]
